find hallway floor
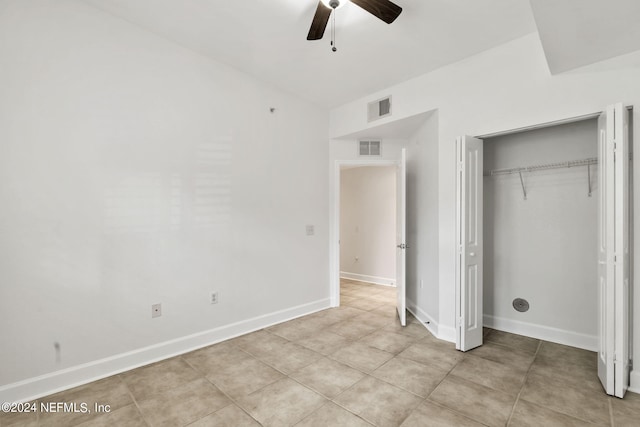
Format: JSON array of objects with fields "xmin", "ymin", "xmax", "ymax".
[{"xmin": 2, "ymin": 279, "xmax": 639, "ymax": 426}]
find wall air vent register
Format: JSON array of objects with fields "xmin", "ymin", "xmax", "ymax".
[
  {"xmin": 359, "ymin": 140, "xmax": 381, "ymax": 156},
  {"xmin": 368, "ymin": 96, "xmax": 392, "ymax": 122}
]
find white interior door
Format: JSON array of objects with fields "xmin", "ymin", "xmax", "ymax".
[
  {"xmin": 597, "ymin": 103, "xmax": 630, "ymax": 398},
  {"xmin": 455, "ymin": 136, "xmax": 483, "ymax": 351},
  {"xmin": 396, "ymin": 148, "xmax": 407, "ymax": 326}
]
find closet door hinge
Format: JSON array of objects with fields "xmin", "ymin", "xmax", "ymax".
[{"xmin": 456, "ymin": 317, "xmax": 463, "ymax": 328}]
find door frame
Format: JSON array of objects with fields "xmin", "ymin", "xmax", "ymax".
[{"xmin": 330, "ymin": 159, "xmax": 399, "ymax": 308}]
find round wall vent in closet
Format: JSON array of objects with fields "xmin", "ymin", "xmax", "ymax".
[{"xmin": 512, "ymin": 298, "xmax": 530, "ymax": 312}]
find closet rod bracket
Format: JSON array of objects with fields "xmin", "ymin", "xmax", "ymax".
[
  {"xmin": 518, "ymin": 171, "xmax": 527, "ymax": 200},
  {"xmin": 587, "ymin": 164, "xmax": 592, "ymax": 197}
]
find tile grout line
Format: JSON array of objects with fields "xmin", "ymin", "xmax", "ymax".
[
  {"xmin": 261, "ymin": 307, "xmax": 390, "ymax": 426},
  {"xmin": 196, "ymin": 300, "xmax": 395, "ymax": 425},
  {"xmin": 179, "ymin": 355, "xmax": 234, "ymax": 421},
  {"xmin": 180, "ymin": 355, "xmax": 264, "ymax": 427},
  {"xmin": 425, "ymin": 352, "xmax": 508, "ymax": 426},
  {"xmin": 608, "ymin": 398, "xmax": 615, "ymax": 427},
  {"xmin": 422, "ymin": 400, "xmax": 493, "ymax": 427},
  {"xmin": 505, "ymin": 339, "xmax": 542, "ymax": 426},
  {"xmin": 237, "ymin": 340, "xmax": 324, "ymax": 379},
  {"xmin": 419, "ymin": 343, "xmax": 496, "ymax": 426},
  {"xmin": 205, "ymin": 311, "xmax": 389, "ymax": 426},
  {"xmin": 289, "ymin": 400, "xmax": 372, "ymax": 427},
  {"xmin": 322, "ymin": 283, "xmax": 457, "ymax": 424},
  {"xmin": 482, "ymin": 338, "xmax": 534, "ymax": 354},
  {"xmin": 117, "ymin": 374, "xmax": 153, "ymax": 427},
  {"xmin": 313, "ymin": 293, "xmax": 405, "ymax": 423},
  {"xmin": 506, "ymin": 341, "xmax": 612, "ymax": 425}
]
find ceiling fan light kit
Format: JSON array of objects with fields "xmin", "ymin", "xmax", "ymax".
[
  {"xmin": 307, "ymin": 0, "xmax": 403, "ymax": 52},
  {"xmin": 320, "ymin": 0, "xmax": 346, "ymax": 9}
]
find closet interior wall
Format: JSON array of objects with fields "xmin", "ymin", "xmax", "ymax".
[{"xmin": 483, "ymin": 119, "xmax": 599, "ymax": 348}]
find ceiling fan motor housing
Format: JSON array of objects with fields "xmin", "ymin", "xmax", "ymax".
[{"xmin": 308, "ymin": 0, "xmax": 403, "ymax": 41}]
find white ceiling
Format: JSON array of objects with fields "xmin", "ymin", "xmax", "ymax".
[
  {"xmin": 530, "ymin": 0, "xmax": 640, "ymax": 74},
  {"xmin": 81, "ymin": 0, "xmax": 640, "ymax": 108},
  {"xmin": 82, "ymin": 0, "xmax": 538, "ymax": 107}
]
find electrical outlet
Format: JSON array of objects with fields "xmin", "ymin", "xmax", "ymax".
[
  {"xmin": 152, "ymin": 303, "xmax": 162, "ymax": 318},
  {"xmin": 210, "ymin": 292, "xmax": 219, "ymax": 304},
  {"xmin": 420, "ymin": 279, "xmax": 424, "ymax": 289}
]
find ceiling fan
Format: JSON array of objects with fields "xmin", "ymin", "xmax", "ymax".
[{"xmin": 307, "ymin": 0, "xmax": 402, "ymax": 51}]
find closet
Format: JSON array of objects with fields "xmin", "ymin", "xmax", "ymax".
[
  {"xmin": 482, "ymin": 119, "xmax": 598, "ymax": 349},
  {"xmin": 455, "ymin": 103, "xmax": 632, "ymax": 398}
]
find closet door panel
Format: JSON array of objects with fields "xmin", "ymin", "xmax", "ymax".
[
  {"xmin": 597, "ymin": 111, "xmax": 614, "ymax": 394},
  {"xmin": 614, "ymin": 104, "xmax": 630, "ymax": 398},
  {"xmin": 597, "ymin": 102, "xmax": 629, "ymax": 398},
  {"xmin": 456, "ymin": 136, "xmax": 483, "ymax": 351}
]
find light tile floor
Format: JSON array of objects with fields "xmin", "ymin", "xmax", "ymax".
[{"xmin": 3, "ymin": 279, "xmax": 640, "ymax": 426}]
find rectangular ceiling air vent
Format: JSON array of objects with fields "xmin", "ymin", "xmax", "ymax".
[
  {"xmin": 367, "ymin": 96, "xmax": 392, "ymax": 122},
  {"xmin": 359, "ymin": 140, "xmax": 381, "ymax": 156}
]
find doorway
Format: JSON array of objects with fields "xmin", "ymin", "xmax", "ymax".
[
  {"xmin": 331, "ymin": 150, "xmax": 408, "ymax": 326},
  {"xmin": 339, "ymin": 165, "xmax": 397, "ymax": 312},
  {"xmin": 340, "ymin": 165, "xmax": 396, "ymax": 285},
  {"xmin": 482, "ymin": 118, "xmax": 599, "ymax": 349}
]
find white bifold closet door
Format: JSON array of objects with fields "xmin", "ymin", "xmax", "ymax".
[
  {"xmin": 396, "ymin": 148, "xmax": 407, "ymax": 326},
  {"xmin": 597, "ymin": 103, "xmax": 630, "ymax": 398},
  {"xmin": 455, "ymin": 136, "xmax": 483, "ymax": 351}
]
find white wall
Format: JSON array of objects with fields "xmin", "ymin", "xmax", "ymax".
[
  {"xmin": 0, "ymin": 0, "xmax": 329, "ymax": 401},
  {"xmin": 330, "ymin": 33, "xmax": 640, "ymax": 391},
  {"xmin": 340, "ymin": 166, "xmax": 396, "ymax": 285},
  {"xmin": 483, "ymin": 119, "xmax": 598, "ymax": 348},
  {"xmin": 405, "ymin": 112, "xmax": 440, "ymax": 330}
]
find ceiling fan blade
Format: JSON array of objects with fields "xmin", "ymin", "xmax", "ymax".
[
  {"xmin": 351, "ymin": 0, "xmax": 402, "ymax": 24},
  {"xmin": 307, "ymin": 1, "xmax": 332, "ymax": 40}
]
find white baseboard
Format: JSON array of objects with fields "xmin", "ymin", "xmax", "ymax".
[
  {"xmin": 484, "ymin": 314, "xmax": 598, "ymax": 351},
  {"xmin": 438, "ymin": 324, "xmax": 457, "ymax": 343},
  {"xmin": 340, "ymin": 272, "xmax": 395, "ymax": 287},
  {"xmin": 406, "ymin": 300, "xmax": 438, "ymax": 337},
  {"xmin": 406, "ymin": 299, "xmax": 455, "ymax": 343},
  {"xmin": 0, "ymin": 298, "xmax": 331, "ymax": 404},
  {"xmin": 630, "ymin": 370, "xmax": 640, "ymax": 394}
]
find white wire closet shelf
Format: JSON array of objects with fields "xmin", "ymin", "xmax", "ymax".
[
  {"xmin": 486, "ymin": 157, "xmax": 598, "ymax": 176},
  {"xmin": 484, "ymin": 157, "xmax": 598, "ymax": 200}
]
